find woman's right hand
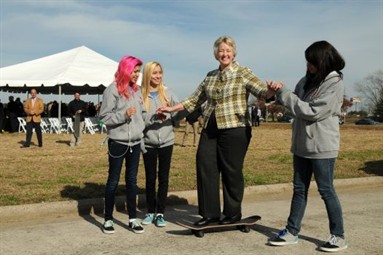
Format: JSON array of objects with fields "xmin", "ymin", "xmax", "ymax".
[
  {"xmin": 156, "ymin": 106, "xmax": 171, "ymax": 114},
  {"xmin": 266, "ymin": 81, "xmax": 284, "ymax": 91},
  {"xmin": 126, "ymin": 107, "xmax": 137, "ymax": 117}
]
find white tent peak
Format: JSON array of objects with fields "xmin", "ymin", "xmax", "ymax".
[{"xmin": 0, "ymin": 46, "xmax": 118, "ymax": 94}]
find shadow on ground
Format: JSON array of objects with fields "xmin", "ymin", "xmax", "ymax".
[
  {"xmin": 359, "ymin": 160, "xmax": 383, "ymax": 176},
  {"xmin": 60, "ymin": 182, "xmax": 191, "ymax": 231}
]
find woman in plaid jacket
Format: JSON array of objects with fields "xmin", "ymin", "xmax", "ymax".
[{"xmin": 158, "ymin": 36, "xmax": 277, "ymax": 226}]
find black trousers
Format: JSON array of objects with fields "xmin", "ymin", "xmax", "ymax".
[
  {"xmin": 143, "ymin": 145, "xmax": 173, "ymax": 214},
  {"xmin": 196, "ymin": 114, "xmax": 251, "ymax": 218},
  {"xmin": 25, "ymin": 120, "xmax": 42, "ymax": 147}
]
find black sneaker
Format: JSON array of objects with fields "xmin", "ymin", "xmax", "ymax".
[
  {"xmin": 128, "ymin": 219, "xmax": 144, "ymax": 234},
  {"xmin": 102, "ymin": 220, "xmax": 115, "ymax": 234},
  {"xmin": 320, "ymin": 235, "xmax": 348, "ymax": 252}
]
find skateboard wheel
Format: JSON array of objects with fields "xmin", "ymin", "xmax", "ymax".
[
  {"xmin": 192, "ymin": 230, "xmax": 204, "ymax": 238},
  {"xmin": 237, "ymin": 225, "xmax": 251, "ymax": 233}
]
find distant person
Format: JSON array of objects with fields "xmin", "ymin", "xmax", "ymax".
[
  {"xmin": 15, "ymin": 97, "xmax": 24, "ymax": 117},
  {"xmin": 251, "ymin": 106, "xmax": 257, "ymax": 126},
  {"xmin": 140, "ymin": 61, "xmax": 179, "ymax": 227},
  {"xmin": 67, "ymin": 92, "xmax": 87, "ymax": 147},
  {"xmin": 22, "ymin": 89, "xmax": 44, "ymax": 148},
  {"xmin": 267, "ymin": 40, "xmax": 348, "ymax": 252},
  {"xmin": 157, "ymin": 35, "xmax": 278, "ymax": 227},
  {"xmin": 0, "ymin": 100, "xmax": 4, "ymax": 133},
  {"xmin": 99, "ymin": 55, "xmax": 146, "ymax": 234},
  {"xmin": 50, "ymin": 100, "xmax": 59, "ymax": 117},
  {"xmin": 256, "ymin": 107, "xmax": 261, "ymax": 126},
  {"xmin": 181, "ymin": 107, "xmax": 202, "ymax": 147},
  {"xmin": 87, "ymin": 102, "xmax": 97, "ymax": 117},
  {"xmin": 5, "ymin": 96, "xmax": 19, "ymax": 133}
]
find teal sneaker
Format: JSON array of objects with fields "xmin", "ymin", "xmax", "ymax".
[
  {"xmin": 141, "ymin": 213, "xmax": 154, "ymax": 225},
  {"xmin": 268, "ymin": 229, "xmax": 298, "ymax": 246},
  {"xmin": 155, "ymin": 214, "xmax": 166, "ymax": 227}
]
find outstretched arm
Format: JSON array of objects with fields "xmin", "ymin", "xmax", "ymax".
[{"xmin": 157, "ymin": 102, "xmax": 185, "ymax": 114}]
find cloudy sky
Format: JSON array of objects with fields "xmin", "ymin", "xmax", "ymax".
[{"xmin": 0, "ymin": 0, "xmax": 382, "ymax": 104}]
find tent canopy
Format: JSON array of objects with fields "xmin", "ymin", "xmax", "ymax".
[{"xmin": 0, "ymin": 46, "xmax": 118, "ymax": 95}]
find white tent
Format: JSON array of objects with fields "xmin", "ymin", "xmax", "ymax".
[
  {"xmin": 0, "ymin": 45, "xmax": 118, "ymax": 95},
  {"xmin": 0, "ymin": 46, "xmax": 119, "ymax": 123}
]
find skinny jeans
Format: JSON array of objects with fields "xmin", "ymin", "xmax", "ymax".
[
  {"xmin": 286, "ymin": 155, "xmax": 345, "ymax": 237},
  {"xmin": 143, "ymin": 145, "xmax": 173, "ymax": 214},
  {"xmin": 104, "ymin": 140, "xmax": 140, "ymax": 221}
]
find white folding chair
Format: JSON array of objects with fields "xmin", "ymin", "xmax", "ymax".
[
  {"xmin": 40, "ymin": 118, "xmax": 49, "ymax": 134},
  {"xmin": 65, "ymin": 118, "xmax": 74, "ymax": 134},
  {"xmin": 17, "ymin": 117, "xmax": 27, "ymax": 133},
  {"xmin": 48, "ymin": 118, "xmax": 66, "ymax": 134},
  {"xmin": 84, "ymin": 117, "xmax": 98, "ymax": 135}
]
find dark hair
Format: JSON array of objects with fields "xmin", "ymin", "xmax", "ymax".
[{"xmin": 304, "ymin": 40, "xmax": 345, "ymax": 90}]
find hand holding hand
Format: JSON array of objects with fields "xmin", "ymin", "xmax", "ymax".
[
  {"xmin": 156, "ymin": 106, "xmax": 171, "ymax": 114},
  {"xmin": 266, "ymin": 81, "xmax": 284, "ymax": 91}
]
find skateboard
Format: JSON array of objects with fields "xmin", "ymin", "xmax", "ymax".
[{"xmin": 176, "ymin": 215, "xmax": 261, "ymax": 238}]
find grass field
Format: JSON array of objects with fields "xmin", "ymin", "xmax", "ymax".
[{"xmin": 0, "ymin": 122, "xmax": 382, "ymax": 206}]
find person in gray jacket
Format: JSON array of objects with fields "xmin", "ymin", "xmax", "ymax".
[
  {"xmin": 140, "ymin": 61, "xmax": 179, "ymax": 227},
  {"xmin": 99, "ymin": 55, "xmax": 146, "ymax": 235},
  {"xmin": 268, "ymin": 41, "xmax": 348, "ymax": 252}
]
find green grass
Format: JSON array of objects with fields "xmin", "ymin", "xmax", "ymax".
[{"xmin": 0, "ymin": 122, "xmax": 382, "ymax": 206}]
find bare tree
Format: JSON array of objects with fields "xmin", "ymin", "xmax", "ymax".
[{"xmin": 354, "ymin": 70, "xmax": 383, "ymax": 113}]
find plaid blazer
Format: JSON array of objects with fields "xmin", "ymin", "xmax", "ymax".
[{"xmin": 182, "ymin": 61, "xmax": 267, "ymax": 129}]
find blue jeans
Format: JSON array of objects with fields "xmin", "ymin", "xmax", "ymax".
[
  {"xmin": 286, "ymin": 155, "xmax": 345, "ymax": 237},
  {"xmin": 104, "ymin": 140, "xmax": 141, "ymax": 221}
]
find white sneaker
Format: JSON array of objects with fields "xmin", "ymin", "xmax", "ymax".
[
  {"xmin": 128, "ymin": 219, "xmax": 144, "ymax": 234},
  {"xmin": 320, "ymin": 235, "xmax": 348, "ymax": 252},
  {"xmin": 102, "ymin": 220, "xmax": 115, "ymax": 234}
]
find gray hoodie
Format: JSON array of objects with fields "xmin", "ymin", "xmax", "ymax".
[
  {"xmin": 99, "ymin": 82, "xmax": 145, "ymax": 146},
  {"xmin": 276, "ymin": 71, "xmax": 344, "ymax": 159},
  {"xmin": 143, "ymin": 88, "xmax": 179, "ymax": 148}
]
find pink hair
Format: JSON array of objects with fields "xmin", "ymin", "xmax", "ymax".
[{"xmin": 115, "ymin": 55, "xmax": 143, "ymax": 99}]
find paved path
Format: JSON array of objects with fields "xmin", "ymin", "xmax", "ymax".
[{"xmin": 0, "ymin": 178, "xmax": 382, "ymax": 255}]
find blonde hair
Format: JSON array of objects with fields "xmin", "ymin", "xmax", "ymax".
[
  {"xmin": 141, "ymin": 61, "xmax": 168, "ymax": 111},
  {"xmin": 213, "ymin": 35, "xmax": 237, "ymax": 60}
]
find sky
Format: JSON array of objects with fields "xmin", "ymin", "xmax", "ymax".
[{"xmin": 0, "ymin": 0, "xmax": 382, "ymax": 107}]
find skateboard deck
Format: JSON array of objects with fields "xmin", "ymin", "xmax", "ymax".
[{"xmin": 176, "ymin": 215, "xmax": 261, "ymax": 237}]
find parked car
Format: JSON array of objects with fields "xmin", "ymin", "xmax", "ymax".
[
  {"xmin": 354, "ymin": 118, "xmax": 380, "ymax": 125},
  {"xmin": 277, "ymin": 115, "xmax": 293, "ymax": 123}
]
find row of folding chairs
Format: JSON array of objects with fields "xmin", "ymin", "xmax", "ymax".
[{"xmin": 17, "ymin": 117, "xmax": 106, "ymax": 135}]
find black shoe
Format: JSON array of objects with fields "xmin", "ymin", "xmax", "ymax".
[
  {"xmin": 220, "ymin": 213, "xmax": 242, "ymax": 225},
  {"xmin": 21, "ymin": 145, "xmax": 30, "ymax": 148},
  {"xmin": 194, "ymin": 217, "xmax": 220, "ymax": 227}
]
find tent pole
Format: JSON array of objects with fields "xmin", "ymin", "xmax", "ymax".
[{"xmin": 58, "ymin": 85, "xmax": 62, "ymax": 134}]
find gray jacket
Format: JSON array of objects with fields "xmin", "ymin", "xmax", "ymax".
[
  {"xmin": 99, "ymin": 82, "xmax": 145, "ymax": 146},
  {"xmin": 276, "ymin": 71, "xmax": 344, "ymax": 159},
  {"xmin": 143, "ymin": 88, "xmax": 179, "ymax": 148}
]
